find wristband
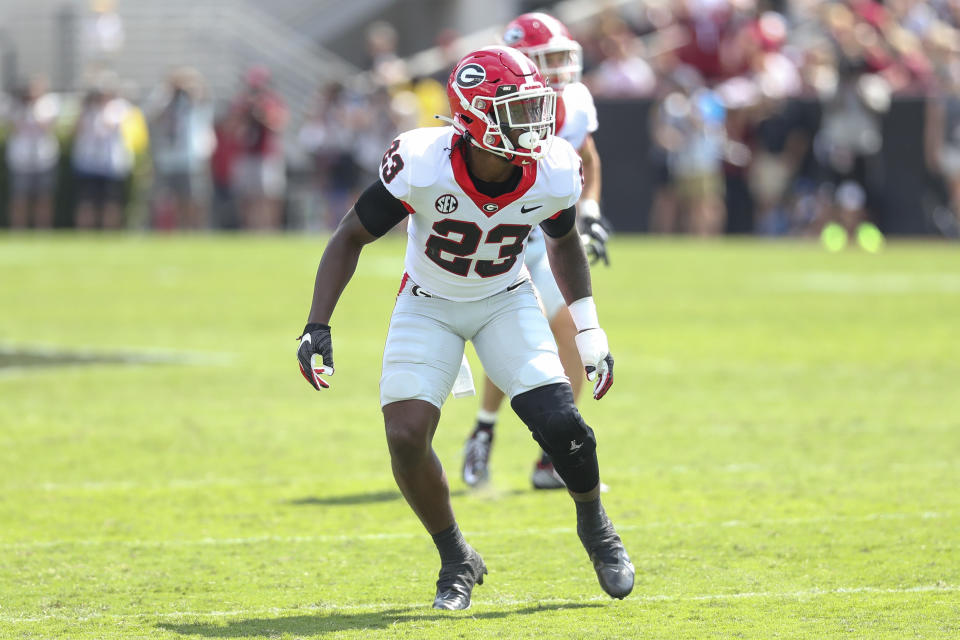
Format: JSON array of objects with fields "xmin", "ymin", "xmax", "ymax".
[
  {"xmin": 580, "ymin": 199, "xmax": 601, "ymax": 221},
  {"xmin": 569, "ymin": 297, "xmax": 600, "ymax": 331}
]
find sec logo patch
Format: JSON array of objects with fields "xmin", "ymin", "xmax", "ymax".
[{"xmin": 435, "ymin": 194, "xmax": 458, "ymax": 214}]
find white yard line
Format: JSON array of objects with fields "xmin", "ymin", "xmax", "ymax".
[
  {"xmin": 2, "ymin": 584, "xmax": 957, "ymax": 624},
  {"xmin": 1, "ymin": 511, "xmax": 949, "ymax": 551}
]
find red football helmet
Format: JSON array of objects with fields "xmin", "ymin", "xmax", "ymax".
[
  {"xmin": 502, "ymin": 13, "xmax": 583, "ymax": 87},
  {"xmin": 444, "ymin": 46, "xmax": 556, "ymax": 166}
]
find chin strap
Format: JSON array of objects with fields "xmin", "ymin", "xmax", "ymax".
[{"xmin": 437, "ymin": 114, "xmax": 535, "ymax": 166}]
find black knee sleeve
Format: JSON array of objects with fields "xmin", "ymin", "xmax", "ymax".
[{"xmin": 510, "ymin": 383, "xmax": 599, "ymax": 493}]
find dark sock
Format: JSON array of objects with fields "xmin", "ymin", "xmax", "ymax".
[
  {"xmin": 575, "ymin": 497, "xmax": 609, "ymax": 532},
  {"xmin": 432, "ymin": 523, "xmax": 472, "ymax": 565},
  {"xmin": 474, "ymin": 421, "xmax": 495, "ymax": 440}
]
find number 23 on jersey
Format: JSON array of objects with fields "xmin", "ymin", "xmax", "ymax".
[
  {"xmin": 381, "ymin": 139, "xmax": 404, "ymax": 184},
  {"xmin": 426, "ymin": 221, "xmax": 532, "ymax": 278}
]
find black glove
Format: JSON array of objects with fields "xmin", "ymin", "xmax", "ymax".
[
  {"xmin": 297, "ymin": 323, "xmax": 334, "ymax": 390},
  {"xmin": 578, "ymin": 207, "xmax": 612, "ymax": 267}
]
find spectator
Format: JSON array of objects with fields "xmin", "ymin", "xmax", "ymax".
[
  {"xmin": 651, "ymin": 72, "xmax": 727, "ymax": 234},
  {"xmin": 119, "ymin": 80, "xmax": 152, "ymax": 229},
  {"xmin": 925, "ymin": 57, "xmax": 960, "ymax": 235},
  {"xmin": 145, "ymin": 67, "xmax": 215, "ymax": 230},
  {"xmin": 366, "ymin": 21, "xmax": 408, "ymax": 88},
  {"xmin": 410, "ymin": 75, "xmax": 449, "ymax": 129},
  {"xmin": 586, "ymin": 27, "xmax": 657, "ymax": 97},
  {"xmin": 811, "ymin": 3, "xmax": 892, "ymax": 233},
  {"xmin": 298, "ymin": 82, "xmax": 363, "ymax": 230},
  {"xmin": 71, "ymin": 76, "xmax": 136, "ymax": 230},
  {"xmin": 669, "ymin": 0, "xmax": 754, "ymax": 83},
  {"xmin": 5, "ymin": 77, "xmax": 60, "ymax": 229},
  {"xmin": 210, "ymin": 108, "xmax": 243, "ymax": 230},
  {"xmin": 84, "ymin": 0, "xmax": 125, "ymax": 57},
  {"xmin": 750, "ymin": 94, "xmax": 823, "ymax": 235},
  {"xmin": 353, "ymin": 86, "xmax": 406, "ymax": 189},
  {"xmin": 717, "ymin": 77, "xmax": 759, "ymax": 234},
  {"xmin": 230, "ymin": 66, "xmax": 288, "ymax": 231}
]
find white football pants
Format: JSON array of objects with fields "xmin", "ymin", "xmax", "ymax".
[{"xmin": 380, "ymin": 276, "xmax": 568, "ymax": 408}]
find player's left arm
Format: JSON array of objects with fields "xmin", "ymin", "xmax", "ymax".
[
  {"xmin": 577, "ymin": 134, "xmax": 612, "ymax": 266},
  {"xmin": 542, "ymin": 209, "xmax": 591, "ymax": 304},
  {"xmin": 542, "ymin": 211, "xmax": 614, "ymax": 400}
]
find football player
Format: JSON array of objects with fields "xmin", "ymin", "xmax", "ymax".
[
  {"xmin": 462, "ymin": 13, "xmax": 612, "ymax": 491},
  {"xmin": 297, "ymin": 47, "xmax": 633, "ymax": 610}
]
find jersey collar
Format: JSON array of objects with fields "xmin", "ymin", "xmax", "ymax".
[{"xmin": 450, "ymin": 135, "xmax": 538, "ymax": 217}]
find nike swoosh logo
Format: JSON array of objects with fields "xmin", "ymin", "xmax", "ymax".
[{"xmin": 520, "ymin": 204, "xmax": 542, "ymax": 214}]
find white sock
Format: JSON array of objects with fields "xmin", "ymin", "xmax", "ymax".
[{"xmin": 476, "ymin": 409, "xmax": 498, "ymax": 425}]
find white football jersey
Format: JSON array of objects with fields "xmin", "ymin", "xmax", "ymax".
[
  {"xmin": 556, "ymin": 82, "xmax": 598, "ymax": 152},
  {"xmin": 380, "ymin": 126, "xmax": 583, "ymax": 302}
]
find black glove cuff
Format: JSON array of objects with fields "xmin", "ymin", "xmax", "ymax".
[{"xmin": 303, "ymin": 322, "xmax": 330, "ymax": 334}]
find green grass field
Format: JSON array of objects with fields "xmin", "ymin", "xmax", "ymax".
[{"xmin": 1, "ymin": 233, "xmax": 958, "ymax": 639}]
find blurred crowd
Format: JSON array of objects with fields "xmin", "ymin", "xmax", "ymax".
[
  {"xmin": 2, "ymin": 0, "xmax": 960, "ymax": 236},
  {"xmin": 0, "ymin": 19, "xmax": 436, "ymax": 233},
  {"xmin": 571, "ymin": 0, "xmax": 960, "ymax": 236}
]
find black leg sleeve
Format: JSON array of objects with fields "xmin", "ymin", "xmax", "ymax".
[{"xmin": 511, "ymin": 383, "xmax": 600, "ymax": 493}]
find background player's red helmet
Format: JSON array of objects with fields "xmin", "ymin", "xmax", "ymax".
[
  {"xmin": 445, "ymin": 46, "xmax": 556, "ymax": 166},
  {"xmin": 502, "ymin": 12, "xmax": 583, "ymax": 87}
]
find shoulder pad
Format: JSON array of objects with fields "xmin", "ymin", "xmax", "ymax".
[
  {"xmin": 559, "ymin": 82, "xmax": 599, "ymax": 147},
  {"xmin": 539, "ymin": 136, "xmax": 583, "ymax": 206},
  {"xmin": 379, "ymin": 127, "xmax": 455, "ymax": 200},
  {"xmin": 563, "ymin": 82, "xmax": 598, "ymax": 114}
]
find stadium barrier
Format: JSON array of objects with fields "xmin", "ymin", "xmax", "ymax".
[{"xmin": 595, "ymin": 96, "xmax": 939, "ymax": 235}]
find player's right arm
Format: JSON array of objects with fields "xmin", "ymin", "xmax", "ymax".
[
  {"xmin": 305, "ymin": 208, "xmax": 378, "ymax": 326},
  {"xmin": 298, "ymin": 177, "xmax": 411, "ymax": 390},
  {"xmin": 299, "ymin": 131, "xmax": 416, "ymax": 390},
  {"xmin": 297, "ymin": 208, "xmax": 377, "ymax": 390}
]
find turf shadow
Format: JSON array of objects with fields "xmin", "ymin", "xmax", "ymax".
[
  {"xmin": 0, "ymin": 347, "xmax": 195, "ymax": 370},
  {"xmin": 156, "ymin": 602, "xmax": 604, "ymax": 637},
  {"xmin": 287, "ymin": 491, "xmax": 402, "ymax": 506},
  {"xmin": 288, "ymin": 488, "xmax": 468, "ymax": 507}
]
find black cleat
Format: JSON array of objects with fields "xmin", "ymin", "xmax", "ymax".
[
  {"xmin": 432, "ymin": 548, "xmax": 487, "ymax": 610},
  {"xmin": 578, "ymin": 510, "xmax": 635, "ymax": 599}
]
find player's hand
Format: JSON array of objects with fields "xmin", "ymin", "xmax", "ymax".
[
  {"xmin": 574, "ymin": 327, "xmax": 614, "ymax": 400},
  {"xmin": 578, "ymin": 200, "xmax": 612, "ymax": 267},
  {"xmin": 297, "ymin": 323, "xmax": 334, "ymax": 390},
  {"xmin": 580, "ymin": 221, "xmax": 610, "ymax": 266}
]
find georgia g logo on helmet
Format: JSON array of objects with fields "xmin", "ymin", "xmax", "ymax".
[{"xmin": 455, "ymin": 63, "xmax": 486, "ymax": 88}]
